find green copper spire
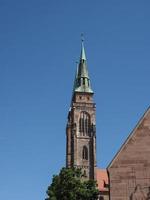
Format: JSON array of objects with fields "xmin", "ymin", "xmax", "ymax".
[
  {"xmin": 80, "ymin": 40, "xmax": 86, "ymax": 60},
  {"xmin": 74, "ymin": 40, "xmax": 93, "ymax": 94}
]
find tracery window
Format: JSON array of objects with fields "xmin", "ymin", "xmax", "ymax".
[
  {"xmin": 82, "ymin": 146, "xmax": 88, "ymax": 160},
  {"xmin": 79, "ymin": 112, "xmax": 90, "ymax": 136}
]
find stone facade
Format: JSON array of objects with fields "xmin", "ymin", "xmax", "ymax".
[
  {"xmin": 66, "ymin": 92, "xmax": 97, "ymax": 180},
  {"xmin": 108, "ymin": 108, "xmax": 150, "ymax": 200}
]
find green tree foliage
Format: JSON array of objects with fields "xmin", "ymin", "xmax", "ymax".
[{"xmin": 46, "ymin": 167, "xmax": 99, "ymax": 200}]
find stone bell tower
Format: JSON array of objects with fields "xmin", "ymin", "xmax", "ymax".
[{"xmin": 66, "ymin": 40, "xmax": 97, "ymax": 180}]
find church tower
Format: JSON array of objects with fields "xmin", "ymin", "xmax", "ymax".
[{"xmin": 66, "ymin": 40, "xmax": 97, "ymax": 180}]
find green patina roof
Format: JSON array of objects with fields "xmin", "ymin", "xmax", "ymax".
[
  {"xmin": 73, "ymin": 41, "xmax": 93, "ymax": 94},
  {"xmin": 80, "ymin": 41, "xmax": 86, "ymax": 61}
]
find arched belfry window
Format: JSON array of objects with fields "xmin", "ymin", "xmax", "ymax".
[
  {"xmin": 82, "ymin": 146, "xmax": 88, "ymax": 160},
  {"xmin": 79, "ymin": 112, "xmax": 90, "ymax": 136}
]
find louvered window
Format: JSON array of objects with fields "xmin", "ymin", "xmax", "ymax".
[{"xmin": 79, "ymin": 112, "xmax": 90, "ymax": 136}]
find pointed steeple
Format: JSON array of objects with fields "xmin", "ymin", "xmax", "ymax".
[
  {"xmin": 80, "ymin": 40, "xmax": 86, "ymax": 60},
  {"xmin": 73, "ymin": 39, "xmax": 93, "ymax": 94},
  {"xmin": 72, "ymin": 62, "xmax": 79, "ymax": 92}
]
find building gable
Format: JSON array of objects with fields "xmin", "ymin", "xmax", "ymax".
[
  {"xmin": 108, "ymin": 107, "xmax": 150, "ymax": 169},
  {"xmin": 108, "ymin": 107, "xmax": 150, "ymax": 199}
]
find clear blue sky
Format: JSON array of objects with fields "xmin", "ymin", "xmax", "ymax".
[{"xmin": 0, "ymin": 0, "xmax": 150, "ymax": 199}]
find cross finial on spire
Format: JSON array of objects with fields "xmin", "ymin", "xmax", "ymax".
[
  {"xmin": 81, "ymin": 33, "xmax": 84, "ymax": 42},
  {"xmin": 80, "ymin": 33, "xmax": 86, "ymax": 60}
]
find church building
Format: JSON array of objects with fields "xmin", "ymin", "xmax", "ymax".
[{"xmin": 65, "ymin": 40, "xmax": 150, "ymax": 200}]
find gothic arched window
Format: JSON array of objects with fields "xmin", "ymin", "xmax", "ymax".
[
  {"xmin": 79, "ymin": 112, "xmax": 90, "ymax": 136},
  {"xmin": 82, "ymin": 146, "xmax": 88, "ymax": 160}
]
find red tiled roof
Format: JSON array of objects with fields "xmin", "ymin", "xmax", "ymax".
[{"xmin": 96, "ymin": 168, "xmax": 109, "ymax": 192}]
